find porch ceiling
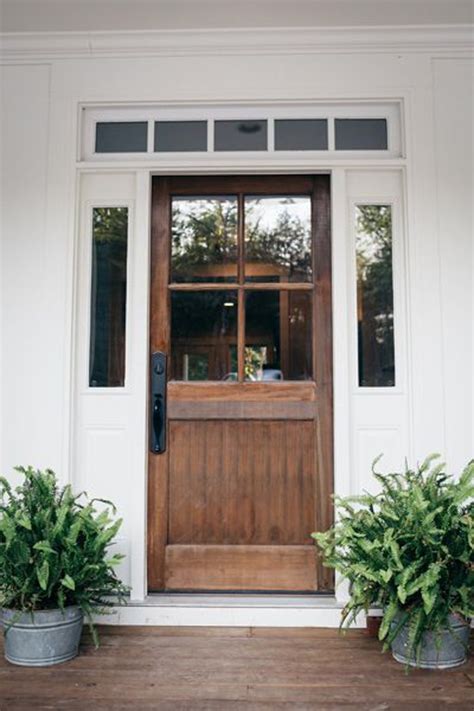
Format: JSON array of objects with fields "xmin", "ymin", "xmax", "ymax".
[{"xmin": 1, "ymin": 0, "xmax": 472, "ymax": 34}]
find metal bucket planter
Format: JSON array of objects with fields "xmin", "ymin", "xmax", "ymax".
[
  {"xmin": 391, "ymin": 612, "xmax": 470, "ymax": 669},
  {"xmin": 1, "ymin": 606, "xmax": 83, "ymax": 666}
]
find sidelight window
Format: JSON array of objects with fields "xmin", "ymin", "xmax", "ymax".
[
  {"xmin": 355, "ymin": 204, "xmax": 395, "ymax": 387},
  {"xmin": 89, "ymin": 206, "xmax": 128, "ymax": 387}
]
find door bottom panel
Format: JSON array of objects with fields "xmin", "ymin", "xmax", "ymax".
[{"xmin": 164, "ymin": 544, "xmax": 318, "ymax": 592}]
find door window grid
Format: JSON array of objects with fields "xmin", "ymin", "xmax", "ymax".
[{"xmin": 168, "ymin": 190, "xmax": 315, "ymax": 383}]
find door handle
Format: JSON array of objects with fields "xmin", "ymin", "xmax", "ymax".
[{"xmin": 150, "ymin": 351, "xmax": 167, "ymax": 454}]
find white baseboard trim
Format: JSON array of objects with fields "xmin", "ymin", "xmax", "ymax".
[{"xmin": 95, "ymin": 594, "xmax": 368, "ymax": 628}]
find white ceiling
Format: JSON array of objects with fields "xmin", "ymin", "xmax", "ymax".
[{"xmin": 0, "ymin": 0, "xmax": 472, "ymax": 33}]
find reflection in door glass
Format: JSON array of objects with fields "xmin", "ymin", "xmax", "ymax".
[
  {"xmin": 89, "ymin": 206, "xmax": 128, "ymax": 387},
  {"xmin": 170, "ymin": 291, "xmax": 238, "ymax": 381},
  {"xmin": 245, "ymin": 291, "xmax": 313, "ymax": 381},
  {"xmin": 356, "ymin": 204, "xmax": 395, "ymax": 386},
  {"xmin": 245, "ymin": 196, "xmax": 312, "ymax": 282},
  {"xmin": 171, "ymin": 197, "xmax": 238, "ymax": 282}
]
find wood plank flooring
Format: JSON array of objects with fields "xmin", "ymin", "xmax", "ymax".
[{"xmin": 0, "ymin": 626, "xmax": 472, "ymax": 710}]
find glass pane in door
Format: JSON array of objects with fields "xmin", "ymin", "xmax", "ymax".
[
  {"xmin": 245, "ymin": 290, "xmax": 313, "ymax": 381},
  {"xmin": 244, "ymin": 196, "xmax": 312, "ymax": 282},
  {"xmin": 171, "ymin": 197, "xmax": 238, "ymax": 282},
  {"xmin": 170, "ymin": 290, "xmax": 238, "ymax": 381}
]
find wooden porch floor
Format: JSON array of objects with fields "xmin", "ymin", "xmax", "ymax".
[{"xmin": 0, "ymin": 626, "xmax": 472, "ymax": 710}]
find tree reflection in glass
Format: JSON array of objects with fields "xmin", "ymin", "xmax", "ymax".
[
  {"xmin": 356, "ymin": 205, "xmax": 395, "ymax": 387},
  {"xmin": 171, "ymin": 197, "xmax": 238, "ymax": 282},
  {"xmin": 245, "ymin": 196, "xmax": 312, "ymax": 282},
  {"xmin": 245, "ymin": 291, "xmax": 313, "ymax": 381},
  {"xmin": 89, "ymin": 206, "xmax": 128, "ymax": 387}
]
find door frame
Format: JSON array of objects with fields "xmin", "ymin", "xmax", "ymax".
[{"xmin": 147, "ymin": 173, "xmax": 333, "ymax": 592}]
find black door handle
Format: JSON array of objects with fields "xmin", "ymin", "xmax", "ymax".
[{"xmin": 150, "ymin": 351, "xmax": 167, "ymax": 453}]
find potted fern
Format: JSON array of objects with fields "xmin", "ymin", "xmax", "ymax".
[
  {"xmin": 312, "ymin": 455, "xmax": 473, "ymax": 669},
  {"xmin": 0, "ymin": 467, "xmax": 128, "ymax": 666}
]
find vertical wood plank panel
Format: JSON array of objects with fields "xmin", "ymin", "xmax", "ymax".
[{"xmin": 168, "ymin": 420, "xmax": 316, "ymax": 546}]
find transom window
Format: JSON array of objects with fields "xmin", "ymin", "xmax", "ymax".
[{"xmin": 81, "ymin": 102, "xmax": 402, "ymax": 160}]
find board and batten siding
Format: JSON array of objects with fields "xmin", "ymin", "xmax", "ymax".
[{"xmin": 1, "ymin": 31, "xmax": 473, "ymax": 617}]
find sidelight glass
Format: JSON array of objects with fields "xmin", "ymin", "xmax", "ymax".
[
  {"xmin": 245, "ymin": 291, "xmax": 313, "ymax": 381},
  {"xmin": 89, "ymin": 207, "xmax": 128, "ymax": 387},
  {"xmin": 244, "ymin": 196, "xmax": 312, "ymax": 282},
  {"xmin": 170, "ymin": 291, "xmax": 238, "ymax": 381},
  {"xmin": 356, "ymin": 204, "xmax": 395, "ymax": 386},
  {"xmin": 171, "ymin": 197, "xmax": 238, "ymax": 282}
]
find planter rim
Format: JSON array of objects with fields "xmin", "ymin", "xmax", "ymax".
[
  {"xmin": 2, "ymin": 605, "xmax": 81, "ymax": 616},
  {"xmin": 392, "ymin": 610, "xmax": 470, "ymax": 627},
  {"xmin": 1, "ymin": 606, "xmax": 83, "ymax": 628},
  {"xmin": 1, "ymin": 606, "xmax": 83, "ymax": 633}
]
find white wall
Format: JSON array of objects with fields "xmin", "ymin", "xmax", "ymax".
[
  {"xmin": 1, "ymin": 28, "xmax": 473, "ymax": 598},
  {"xmin": 432, "ymin": 58, "xmax": 474, "ymax": 472},
  {"xmin": 0, "ymin": 63, "xmax": 63, "ymax": 484}
]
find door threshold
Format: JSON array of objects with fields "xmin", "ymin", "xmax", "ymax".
[
  {"xmin": 97, "ymin": 594, "xmax": 364, "ymax": 628},
  {"xmin": 140, "ymin": 593, "xmax": 340, "ymax": 608}
]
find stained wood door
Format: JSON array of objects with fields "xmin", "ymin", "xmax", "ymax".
[{"xmin": 148, "ymin": 175, "xmax": 333, "ymax": 592}]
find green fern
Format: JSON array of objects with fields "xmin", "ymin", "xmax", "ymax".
[
  {"xmin": 0, "ymin": 467, "xmax": 129, "ymax": 645},
  {"xmin": 311, "ymin": 455, "xmax": 474, "ymax": 664}
]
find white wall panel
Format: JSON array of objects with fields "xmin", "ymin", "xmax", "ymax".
[
  {"xmin": 433, "ymin": 58, "xmax": 474, "ymax": 473},
  {"xmin": 82, "ymin": 427, "xmax": 130, "ymax": 521},
  {"xmin": 52, "ymin": 53, "xmax": 429, "ymax": 106},
  {"xmin": 0, "ymin": 64, "xmax": 53, "ymax": 482},
  {"xmin": 405, "ymin": 87, "xmax": 447, "ymax": 459},
  {"xmin": 355, "ymin": 428, "xmax": 403, "ymax": 494}
]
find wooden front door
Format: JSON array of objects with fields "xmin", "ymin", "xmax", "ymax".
[{"xmin": 148, "ymin": 175, "xmax": 333, "ymax": 592}]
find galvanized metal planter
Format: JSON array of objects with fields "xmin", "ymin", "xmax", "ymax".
[
  {"xmin": 391, "ymin": 612, "xmax": 470, "ymax": 669},
  {"xmin": 1, "ymin": 606, "xmax": 83, "ymax": 666}
]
